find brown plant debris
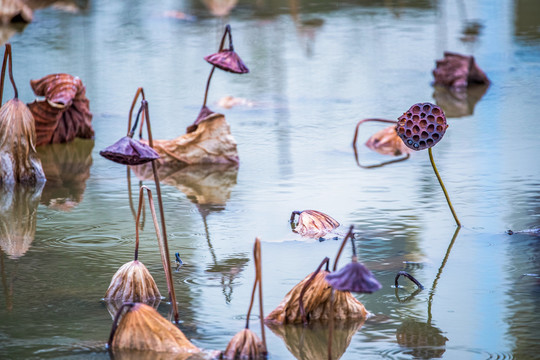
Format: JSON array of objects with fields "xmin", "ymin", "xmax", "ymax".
[
  {"xmin": 224, "ymin": 328, "xmax": 266, "ymax": 360},
  {"xmin": 395, "ymin": 103, "xmax": 447, "ymax": 151},
  {"xmin": 0, "ymin": 0, "xmax": 33, "ymax": 24},
  {"xmin": 28, "ymin": 73, "xmax": 94, "ymax": 146},
  {"xmin": 104, "ymin": 260, "xmax": 161, "ymax": 303},
  {"xmin": 265, "ymin": 271, "xmax": 367, "ymax": 325},
  {"xmin": 432, "ymin": 51, "xmax": 489, "ymax": 90},
  {"xmin": 291, "ymin": 210, "xmax": 340, "ymax": 239},
  {"xmin": 365, "ymin": 125, "xmax": 411, "ymax": 156},
  {"xmin": 0, "ymin": 98, "xmax": 46, "ymax": 184}
]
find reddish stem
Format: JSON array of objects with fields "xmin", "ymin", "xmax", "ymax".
[
  {"xmin": 299, "ymin": 257, "xmax": 330, "ymax": 326},
  {"xmin": 333, "ymin": 225, "xmax": 354, "ymax": 272}
]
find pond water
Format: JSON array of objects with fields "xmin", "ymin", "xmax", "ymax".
[{"xmin": 1, "ymin": 0, "xmax": 540, "ymax": 359}]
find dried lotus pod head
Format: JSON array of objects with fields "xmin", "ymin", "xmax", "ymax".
[
  {"xmin": 109, "ymin": 303, "xmax": 201, "ymax": 354},
  {"xmin": 291, "ymin": 210, "xmax": 340, "ymax": 238},
  {"xmin": 224, "ymin": 328, "xmax": 266, "ymax": 360},
  {"xmin": 325, "ymin": 257, "xmax": 382, "ymax": 293},
  {"xmin": 104, "ymin": 260, "xmax": 161, "ymax": 303},
  {"xmin": 396, "ymin": 102, "xmax": 448, "ymax": 151},
  {"xmin": 0, "ymin": 98, "xmax": 46, "ymax": 184}
]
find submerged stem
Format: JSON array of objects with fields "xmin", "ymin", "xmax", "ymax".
[
  {"xmin": 428, "ymin": 147, "xmax": 461, "ymax": 227},
  {"xmin": 395, "ymin": 271, "xmax": 424, "ymax": 290},
  {"xmin": 333, "ymin": 225, "xmax": 354, "ymax": 272},
  {"xmin": 299, "ymin": 257, "xmax": 330, "ymax": 326}
]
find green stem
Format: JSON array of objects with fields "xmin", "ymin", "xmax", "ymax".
[{"xmin": 428, "ymin": 147, "xmax": 461, "ymax": 227}]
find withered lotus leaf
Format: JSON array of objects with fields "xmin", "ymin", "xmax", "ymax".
[
  {"xmin": 187, "ymin": 105, "xmax": 215, "ymax": 133},
  {"xmin": 365, "ymin": 125, "xmax": 412, "ymax": 156},
  {"xmin": 265, "ymin": 271, "xmax": 367, "ymax": 325},
  {"xmin": 0, "ymin": 98, "xmax": 46, "ymax": 185},
  {"xmin": 104, "ymin": 260, "xmax": 161, "ymax": 303},
  {"xmin": 205, "ymin": 50, "xmax": 249, "ymax": 74},
  {"xmin": 100, "ymin": 136, "xmax": 159, "ymax": 166},
  {"xmin": 432, "ymin": 51, "xmax": 489, "ymax": 90},
  {"xmin": 224, "ymin": 328, "xmax": 266, "ymax": 360},
  {"xmin": 143, "ymin": 112, "xmax": 239, "ymax": 165},
  {"xmin": 292, "ymin": 210, "xmax": 340, "ymax": 239},
  {"xmin": 111, "ymin": 303, "xmax": 201, "ymax": 354},
  {"xmin": 0, "ymin": 0, "xmax": 33, "ymax": 24},
  {"xmin": 326, "ymin": 258, "xmax": 382, "ymax": 293},
  {"xmin": 27, "ymin": 73, "xmax": 94, "ymax": 146}
]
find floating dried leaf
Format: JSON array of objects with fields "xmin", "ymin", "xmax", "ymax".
[
  {"xmin": 0, "ymin": 0, "xmax": 33, "ymax": 24},
  {"xmin": 224, "ymin": 328, "xmax": 266, "ymax": 360},
  {"xmin": 28, "ymin": 73, "xmax": 93, "ymax": 146},
  {"xmin": 0, "ymin": 98, "xmax": 46, "ymax": 185},
  {"xmin": 432, "ymin": 51, "xmax": 489, "ymax": 90},
  {"xmin": 365, "ymin": 125, "xmax": 411, "ymax": 156},
  {"xmin": 396, "ymin": 103, "xmax": 447, "ymax": 151},
  {"xmin": 291, "ymin": 210, "xmax": 340, "ymax": 239}
]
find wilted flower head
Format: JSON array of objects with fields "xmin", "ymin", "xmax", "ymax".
[
  {"xmin": 396, "ymin": 103, "xmax": 447, "ymax": 151},
  {"xmin": 204, "ymin": 24, "xmax": 249, "ymax": 74}
]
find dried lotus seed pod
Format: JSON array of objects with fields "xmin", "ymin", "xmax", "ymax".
[{"xmin": 396, "ymin": 103, "xmax": 448, "ymax": 151}]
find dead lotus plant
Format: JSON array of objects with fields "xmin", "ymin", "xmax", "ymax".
[
  {"xmin": 0, "ymin": 43, "xmax": 45, "ymax": 185},
  {"xmin": 27, "ymin": 73, "xmax": 94, "ymax": 146},
  {"xmin": 108, "ymin": 302, "xmax": 201, "ymax": 357},
  {"xmin": 104, "ymin": 186, "xmax": 164, "ymax": 310},
  {"xmin": 224, "ymin": 238, "xmax": 267, "ymax": 359},
  {"xmin": 290, "ymin": 210, "xmax": 340, "ymax": 239}
]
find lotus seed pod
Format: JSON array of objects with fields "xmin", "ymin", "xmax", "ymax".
[{"xmin": 396, "ymin": 103, "xmax": 448, "ymax": 151}]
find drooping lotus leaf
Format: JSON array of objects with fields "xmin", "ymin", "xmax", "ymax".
[
  {"xmin": 326, "ymin": 258, "xmax": 382, "ymax": 293},
  {"xmin": 432, "ymin": 51, "xmax": 489, "ymax": 90},
  {"xmin": 205, "ymin": 50, "xmax": 249, "ymax": 74},
  {"xmin": 365, "ymin": 125, "xmax": 411, "ymax": 156},
  {"xmin": 28, "ymin": 73, "xmax": 94, "ymax": 146},
  {"xmin": 100, "ymin": 136, "xmax": 159, "ymax": 166},
  {"xmin": 292, "ymin": 210, "xmax": 340, "ymax": 239},
  {"xmin": 104, "ymin": 260, "xmax": 161, "ymax": 303},
  {"xmin": 224, "ymin": 328, "xmax": 266, "ymax": 360}
]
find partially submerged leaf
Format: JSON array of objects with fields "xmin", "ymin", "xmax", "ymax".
[
  {"xmin": 224, "ymin": 328, "xmax": 266, "ymax": 360},
  {"xmin": 0, "ymin": 98, "xmax": 46, "ymax": 185},
  {"xmin": 104, "ymin": 260, "xmax": 161, "ymax": 303},
  {"xmin": 326, "ymin": 258, "xmax": 382, "ymax": 293},
  {"xmin": 432, "ymin": 51, "xmax": 489, "ymax": 90},
  {"xmin": 291, "ymin": 210, "xmax": 340, "ymax": 239},
  {"xmin": 0, "ymin": 0, "xmax": 33, "ymax": 24},
  {"xmin": 100, "ymin": 136, "xmax": 159, "ymax": 165},
  {"xmin": 144, "ymin": 112, "xmax": 239, "ymax": 165},
  {"xmin": 28, "ymin": 73, "xmax": 94, "ymax": 146},
  {"xmin": 110, "ymin": 303, "xmax": 201, "ymax": 354},
  {"xmin": 365, "ymin": 125, "xmax": 411, "ymax": 156},
  {"xmin": 265, "ymin": 271, "xmax": 367, "ymax": 325}
]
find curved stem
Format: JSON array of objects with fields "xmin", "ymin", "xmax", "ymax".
[
  {"xmin": 245, "ymin": 242, "xmax": 258, "ymax": 329},
  {"xmin": 201, "ymin": 24, "xmax": 232, "ymax": 109},
  {"xmin": 395, "ymin": 271, "xmax": 424, "ymax": 290},
  {"xmin": 0, "ymin": 44, "xmax": 18, "ymax": 103},
  {"xmin": 133, "ymin": 185, "xmax": 148, "ymax": 261},
  {"xmin": 7, "ymin": 45, "xmax": 17, "ymax": 99},
  {"xmin": 333, "ymin": 225, "xmax": 354, "ymax": 272},
  {"xmin": 107, "ymin": 302, "xmax": 135, "ymax": 349},
  {"xmin": 141, "ymin": 100, "xmax": 179, "ymax": 324},
  {"xmin": 352, "ymin": 118, "xmax": 397, "ymax": 149},
  {"xmin": 290, "ymin": 210, "xmax": 302, "ymax": 223},
  {"xmin": 202, "ymin": 67, "xmax": 216, "ymax": 109},
  {"xmin": 428, "ymin": 147, "xmax": 461, "ymax": 227},
  {"xmin": 127, "ymin": 87, "xmax": 145, "ymax": 136},
  {"xmin": 299, "ymin": 257, "xmax": 330, "ymax": 326}
]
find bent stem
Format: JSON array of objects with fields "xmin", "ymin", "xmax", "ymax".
[
  {"xmin": 299, "ymin": 256, "xmax": 330, "ymax": 326},
  {"xmin": 202, "ymin": 24, "xmax": 233, "ymax": 109},
  {"xmin": 0, "ymin": 43, "xmax": 18, "ymax": 104},
  {"xmin": 395, "ymin": 271, "xmax": 424, "ymax": 290},
  {"xmin": 140, "ymin": 100, "xmax": 179, "ymax": 323},
  {"xmin": 352, "ymin": 118, "xmax": 397, "ymax": 149},
  {"xmin": 332, "ymin": 225, "xmax": 355, "ymax": 271},
  {"xmin": 244, "ymin": 238, "xmax": 267, "ymax": 351},
  {"xmin": 428, "ymin": 148, "xmax": 461, "ymax": 227},
  {"xmin": 107, "ymin": 302, "xmax": 135, "ymax": 349},
  {"xmin": 126, "ymin": 87, "xmax": 145, "ymax": 136}
]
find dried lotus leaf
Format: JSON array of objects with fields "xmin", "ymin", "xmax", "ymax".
[
  {"xmin": 224, "ymin": 328, "xmax": 266, "ymax": 360},
  {"xmin": 365, "ymin": 125, "xmax": 411, "ymax": 156},
  {"xmin": 326, "ymin": 260, "xmax": 382, "ymax": 293},
  {"xmin": 293, "ymin": 210, "xmax": 340, "ymax": 239},
  {"xmin": 0, "ymin": 0, "xmax": 33, "ymax": 24},
  {"xmin": 99, "ymin": 136, "xmax": 159, "ymax": 166},
  {"xmin": 432, "ymin": 51, "xmax": 489, "ymax": 90},
  {"xmin": 104, "ymin": 260, "xmax": 161, "ymax": 303},
  {"xmin": 205, "ymin": 49, "xmax": 248, "ymax": 74}
]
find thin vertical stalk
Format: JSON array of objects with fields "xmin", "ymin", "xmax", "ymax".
[
  {"xmin": 255, "ymin": 238, "xmax": 266, "ymax": 350},
  {"xmin": 0, "ymin": 43, "xmax": 18, "ymax": 104},
  {"xmin": 299, "ymin": 257, "xmax": 330, "ymax": 325},
  {"xmin": 202, "ymin": 25, "xmax": 232, "ymax": 108},
  {"xmin": 127, "ymin": 87, "xmax": 145, "ymax": 135},
  {"xmin": 428, "ymin": 147, "xmax": 461, "ymax": 227},
  {"xmin": 333, "ymin": 226, "xmax": 354, "ymax": 271},
  {"xmin": 141, "ymin": 100, "xmax": 179, "ymax": 323}
]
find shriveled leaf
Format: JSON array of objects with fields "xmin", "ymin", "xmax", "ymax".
[
  {"xmin": 432, "ymin": 51, "xmax": 489, "ymax": 90},
  {"xmin": 365, "ymin": 125, "xmax": 411, "ymax": 156},
  {"xmin": 143, "ymin": 112, "xmax": 239, "ymax": 165},
  {"xmin": 100, "ymin": 136, "xmax": 159, "ymax": 166},
  {"xmin": 0, "ymin": 0, "xmax": 33, "ymax": 24},
  {"xmin": 104, "ymin": 260, "xmax": 161, "ymax": 303},
  {"xmin": 0, "ymin": 98, "xmax": 46, "ymax": 185},
  {"xmin": 326, "ymin": 259, "xmax": 382, "ymax": 293},
  {"xmin": 28, "ymin": 73, "xmax": 94, "ymax": 146},
  {"xmin": 265, "ymin": 271, "xmax": 367, "ymax": 325},
  {"xmin": 224, "ymin": 328, "xmax": 266, "ymax": 360},
  {"xmin": 0, "ymin": 182, "xmax": 43, "ymax": 259},
  {"xmin": 111, "ymin": 303, "xmax": 201, "ymax": 354},
  {"xmin": 266, "ymin": 319, "xmax": 364, "ymax": 360},
  {"xmin": 292, "ymin": 210, "xmax": 339, "ymax": 239}
]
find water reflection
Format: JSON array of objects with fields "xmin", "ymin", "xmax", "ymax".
[
  {"xmin": 0, "ymin": 183, "xmax": 44, "ymax": 259},
  {"xmin": 432, "ymin": 84, "xmax": 489, "ymax": 118},
  {"xmin": 267, "ymin": 320, "xmax": 364, "ymax": 360},
  {"xmin": 37, "ymin": 138, "xmax": 93, "ymax": 211}
]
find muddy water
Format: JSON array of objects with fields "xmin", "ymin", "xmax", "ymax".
[{"xmin": 1, "ymin": 0, "xmax": 539, "ymax": 359}]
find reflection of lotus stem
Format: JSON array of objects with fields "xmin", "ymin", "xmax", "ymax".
[
  {"xmin": 141, "ymin": 100, "xmax": 179, "ymax": 323},
  {"xmin": 299, "ymin": 257, "xmax": 330, "ymax": 325},
  {"xmin": 352, "ymin": 118, "xmax": 397, "ymax": 149},
  {"xmin": 0, "ymin": 43, "xmax": 19, "ymax": 103},
  {"xmin": 395, "ymin": 271, "xmax": 424, "ymax": 290},
  {"xmin": 202, "ymin": 25, "xmax": 233, "ymax": 108},
  {"xmin": 244, "ymin": 239, "xmax": 266, "ymax": 349},
  {"xmin": 332, "ymin": 225, "xmax": 355, "ymax": 271},
  {"xmin": 428, "ymin": 148, "xmax": 461, "ymax": 227},
  {"xmin": 133, "ymin": 186, "xmax": 163, "ymax": 262},
  {"xmin": 107, "ymin": 302, "xmax": 135, "ymax": 348},
  {"xmin": 327, "ymin": 288, "xmax": 335, "ymax": 360},
  {"xmin": 127, "ymin": 87, "xmax": 145, "ymax": 136}
]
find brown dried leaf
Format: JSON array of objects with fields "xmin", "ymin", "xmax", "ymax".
[
  {"xmin": 0, "ymin": 0, "xmax": 33, "ymax": 24},
  {"xmin": 432, "ymin": 51, "xmax": 489, "ymax": 90},
  {"xmin": 224, "ymin": 328, "xmax": 266, "ymax": 360},
  {"xmin": 0, "ymin": 98, "xmax": 46, "ymax": 185},
  {"xmin": 293, "ymin": 210, "xmax": 340, "ymax": 239},
  {"xmin": 144, "ymin": 112, "xmax": 239, "ymax": 165},
  {"xmin": 28, "ymin": 73, "xmax": 94, "ymax": 146},
  {"xmin": 202, "ymin": 0, "xmax": 238, "ymax": 17},
  {"xmin": 265, "ymin": 271, "xmax": 367, "ymax": 325},
  {"xmin": 365, "ymin": 125, "xmax": 411, "ymax": 156},
  {"xmin": 111, "ymin": 303, "xmax": 201, "ymax": 355},
  {"xmin": 104, "ymin": 260, "xmax": 161, "ymax": 303}
]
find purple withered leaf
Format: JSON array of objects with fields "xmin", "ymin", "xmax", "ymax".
[{"xmin": 100, "ymin": 136, "xmax": 159, "ymax": 166}]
